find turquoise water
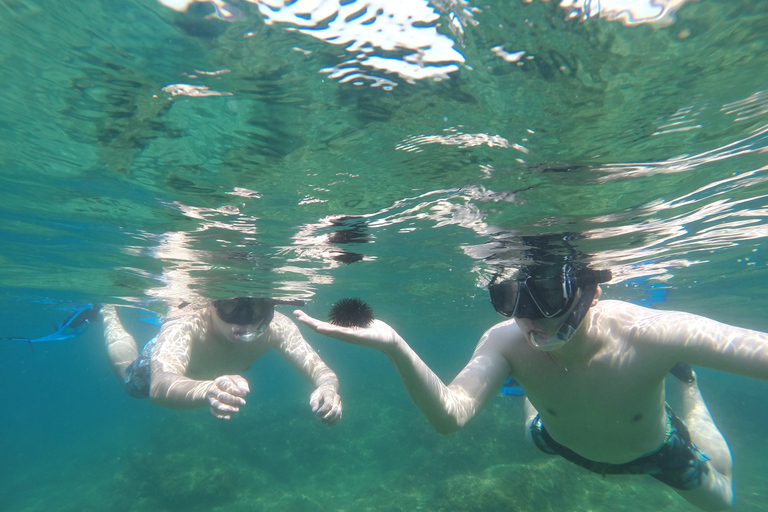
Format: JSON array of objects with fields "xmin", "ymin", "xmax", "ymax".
[{"xmin": 2, "ymin": 0, "xmax": 768, "ymax": 510}]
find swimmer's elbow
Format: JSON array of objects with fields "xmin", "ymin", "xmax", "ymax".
[
  {"xmin": 416, "ymin": 389, "xmax": 474, "ymax": 434},
  {"xmin": 148, "ymin": 378, "xmax": 176, "ymax": 407},
  {"xmin": 148, "ymin": 383, "xmax": 165, "ymax": 405},
  {"xmin": 148, "ymin": 385, "xmax": 185, "ymax": 410},
  {"xmin": 430, "ymin": 412, "xmax": 469, "ymax": 435},
  {"xmin": 433, "ymin": 395, "xmax": 475, "ymax": 434}
]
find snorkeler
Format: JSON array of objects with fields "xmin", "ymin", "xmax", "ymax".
[
  {"xmin": 102, "ymin": 297, "xmax": 342, "ymax": 424},
  {"xmin": 294, "ymin": 241, "xmax": 768, "ymax": 511}
]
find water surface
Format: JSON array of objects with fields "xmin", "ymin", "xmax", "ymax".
[{"xmin": 2, "ymin": 1, "xmax": 768, "ymax": 510}]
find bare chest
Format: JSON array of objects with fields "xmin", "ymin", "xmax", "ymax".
[
  {"xmin": 186, "ymin": 339, "xmax": 273, "ymax": 379},
  {"xmin": 515, "ymin": 352, "xmax": 668, "ymax": 462}
]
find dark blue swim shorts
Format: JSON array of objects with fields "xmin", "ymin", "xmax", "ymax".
[
  {"xmin": 529, "ymin": 405, "xmax": 711, "ymax": 490},
  {"xmin": 122, "ymin": 337, "xmax": 157, "ymax": 399}
]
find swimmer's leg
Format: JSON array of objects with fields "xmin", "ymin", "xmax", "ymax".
[
  {"xmin": 673, "ymin": 368, "xmax": 734, "ymax": 511},
  {"xmin": 102, "ymin": 305, "xmax": 139, "ymax": 381}
]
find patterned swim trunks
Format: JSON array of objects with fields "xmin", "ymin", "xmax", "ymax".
[
  {"xmin": 122, "ymin": 337, "xmax": 157, "ymax": 399},
  {"xmin": 529, "ymin": 405, "xmax": 711, "ymax": 490}
]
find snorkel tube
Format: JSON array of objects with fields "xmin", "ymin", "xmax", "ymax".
[{"xmin": 554, "ymin": 268, "xmax": 612, "ymax": 345}]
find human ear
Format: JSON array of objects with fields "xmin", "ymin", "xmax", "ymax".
[{"xmin": 592, "ymin": 285, "xmax": 602, "ymax": 306}]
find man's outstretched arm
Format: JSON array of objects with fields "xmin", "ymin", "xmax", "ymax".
[
  {"xmin": 294, "ymin": 310, "xmax": 514, "ymax": 434},
  {"xmin": 635, "ymin": 308, "xmax": 768, "ymax": 380}
]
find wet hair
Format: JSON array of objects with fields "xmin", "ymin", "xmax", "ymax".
[{"xmin": 482, "ymin": 232, "xmax": 611, "ymax": 288}]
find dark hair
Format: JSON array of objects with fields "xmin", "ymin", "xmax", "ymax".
[{"xmin": 477, "ymin": 232, "xmax": 611, "ymax": 287}]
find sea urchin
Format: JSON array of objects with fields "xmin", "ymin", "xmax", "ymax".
[{"xmin": 328, "ymin": 298, "xmax": 375, "ymax": 328}]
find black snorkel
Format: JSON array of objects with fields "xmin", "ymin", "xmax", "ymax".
[{"xmin": 555, "ymin": 269, "xmax": 612, "ymax": 343}]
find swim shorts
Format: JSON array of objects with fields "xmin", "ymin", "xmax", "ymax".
[
  {"xmin": 529, "ymin": 405, "xmax": 711, "ymax": 490},
  {"xmin": 122, "ymin": 337, "xmax": 157, "ymax": 399}
]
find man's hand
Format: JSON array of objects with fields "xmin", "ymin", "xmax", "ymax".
[
  {"xmin": 206, "ymin": 375, "xmax": 250, "ymax": 420},
  {"xmin": 293, "ymin": 310, "xmax": 403, "ymax": 355},
  {"xmin": 310, "ymin": 386, "xmax": 342, "ymax": 426}
]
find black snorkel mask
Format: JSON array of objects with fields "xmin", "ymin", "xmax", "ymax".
[
  {"xmin": 212, "ymin": 297, "xmax": 307, "ymax": 342},
  {"xmin": 213, "ymin": 297, "xmax": 275, "ymax": 325},
  {"xmin": 213, "ymin": 297, "xmax": 275, "ymax": 338},
  {"xmin": 488, "ymin": 264, "xmax": 612, "ymax": 349}
]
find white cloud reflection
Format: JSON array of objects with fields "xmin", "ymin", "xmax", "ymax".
[
  {"xmin": 595, "ymin": 122, "xmax": 768, "ymax": 182},
  {"xmin": 396, "ymin": 127, "xmax": 529, "ymax": 154},
  {"xmin": 723, "ymin": 88, "xmax": 768, "ymax": 123},
  {"xmin": 254, "ymin": 0, "xmax": 467, "ymax": 86},
  {"xmin": 159, "ymin": 0, "xmax": 469, "ymax": 86},
  {"xmin": 157, "ymin": 0, "xmax": 694, "ymax": 89},
  {"xmin": 556, "ymin": 0, "xmax": 693, "ymax": 26},
  {"xmin": 161, "ymin": 84, "xmax": 233, "ymax": 98}
]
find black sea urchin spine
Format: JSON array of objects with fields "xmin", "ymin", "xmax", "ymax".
[{"xmin": 328, "ymin": 298, "xmax": 375, "ymax": 328}]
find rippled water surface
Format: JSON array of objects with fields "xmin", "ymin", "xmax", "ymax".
[{"xmin": 2, "ymin": 1, "xmax": 768, "ymax": 511}]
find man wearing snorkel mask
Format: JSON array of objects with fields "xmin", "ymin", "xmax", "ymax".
[
  {"xmin": 102, "ymin": 297, "xmax": 342, "ymax": 424},
  {"xmin": 294, "ymin": 255, "xmax": 768, "ymax": 511}
]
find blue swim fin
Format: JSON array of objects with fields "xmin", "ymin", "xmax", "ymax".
[
  {"xmin": 137, "ymin": 312, "xmax": 164, "ymax": 327},
  {"xmin": 500, "ymin": 376, "xmax": 525, "ymax": 396},
  {"xmin": 625, "ymin": 276, "xmax": 668, "ymax": 309},
  {"xmin": 1, "ymin": 304, "xmax": 101, "ymax": 343}
]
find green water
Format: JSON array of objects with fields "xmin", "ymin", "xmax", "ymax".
[{"xmin": 2, "ymin": 0, "xmax": 768, "ymax": 510}]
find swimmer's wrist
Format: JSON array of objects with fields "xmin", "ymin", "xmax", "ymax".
[
  {"xmin": 150, "ymin": 377, "xmax": 216, "ymax": 409},
  {"xmin": 315, "ymin": 376, "xmax": 338, "ymax": 391},
  {"xmin": 192, "ymin": 380, "xmax": 217, "ymax": 405},
  {"xmin": 316, "ymin": 383, "xmax": 338, "ymax": 394},
  {"xmin": 312, "ymin": 366, "xmax": 339, "ymax": 391}
]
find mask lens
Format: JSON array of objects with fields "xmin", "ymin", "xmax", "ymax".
[
  {"xmin": 526, "ymin": 277, "xmax": 568, "ymax": 317},
  {"xmin": 489, "ymin": 265, "xmax": 576, "ymax": 319},
  {"xmin": 512, "ymin": 288, "xmax": 546, "ymax": 319},
  {"xmin": 215, "ymin": 299, "xmax": 240, "ymax": 319},
  {"xmin": 489, "ymin": 280, "xmax": 521, "ymax": 317},
  {"xmin": 214, "ymin": 298, "xmax": 274, "ymax": 326}
]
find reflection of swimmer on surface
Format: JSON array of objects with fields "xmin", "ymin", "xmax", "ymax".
[
  {"xmin": 295, "ymin": 236, "xmax": 768, "ymax": 511},
  {"xmin": 103, "ymin": 297, "xmax": 342, "ymax": 424}
]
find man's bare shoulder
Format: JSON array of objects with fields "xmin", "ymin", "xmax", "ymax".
[
  {"xmin": 157, "ymin": 308, "xmax": 208, "ymax": 343},
  {"xmin": 591, "ymin": 299, "xmax": 696, "ymax": 326},
  {"xmin": 272, "ymin": 310, "xmax": 296, "ymax": 325},
  {"xmin": 588, "ymin": 299, "xmax": 707, "ymax": 351},
  {"xmin": 593, "ymin": 299, "xmax": 650, "ymax": 313},
  {"xmin": 477, "ymin": 318, "xmax": 527, "ymax": 355},
  {"xmin": 268, "ymin": 311, "xmax": 304, "ymax": 344},
  {"xmin": 484, "ymin": 318, "xmax": 520, "ymax": 336},
  {"xmin": 591, "ymin": 299, "xmax": 670, "ymax": 326}
]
